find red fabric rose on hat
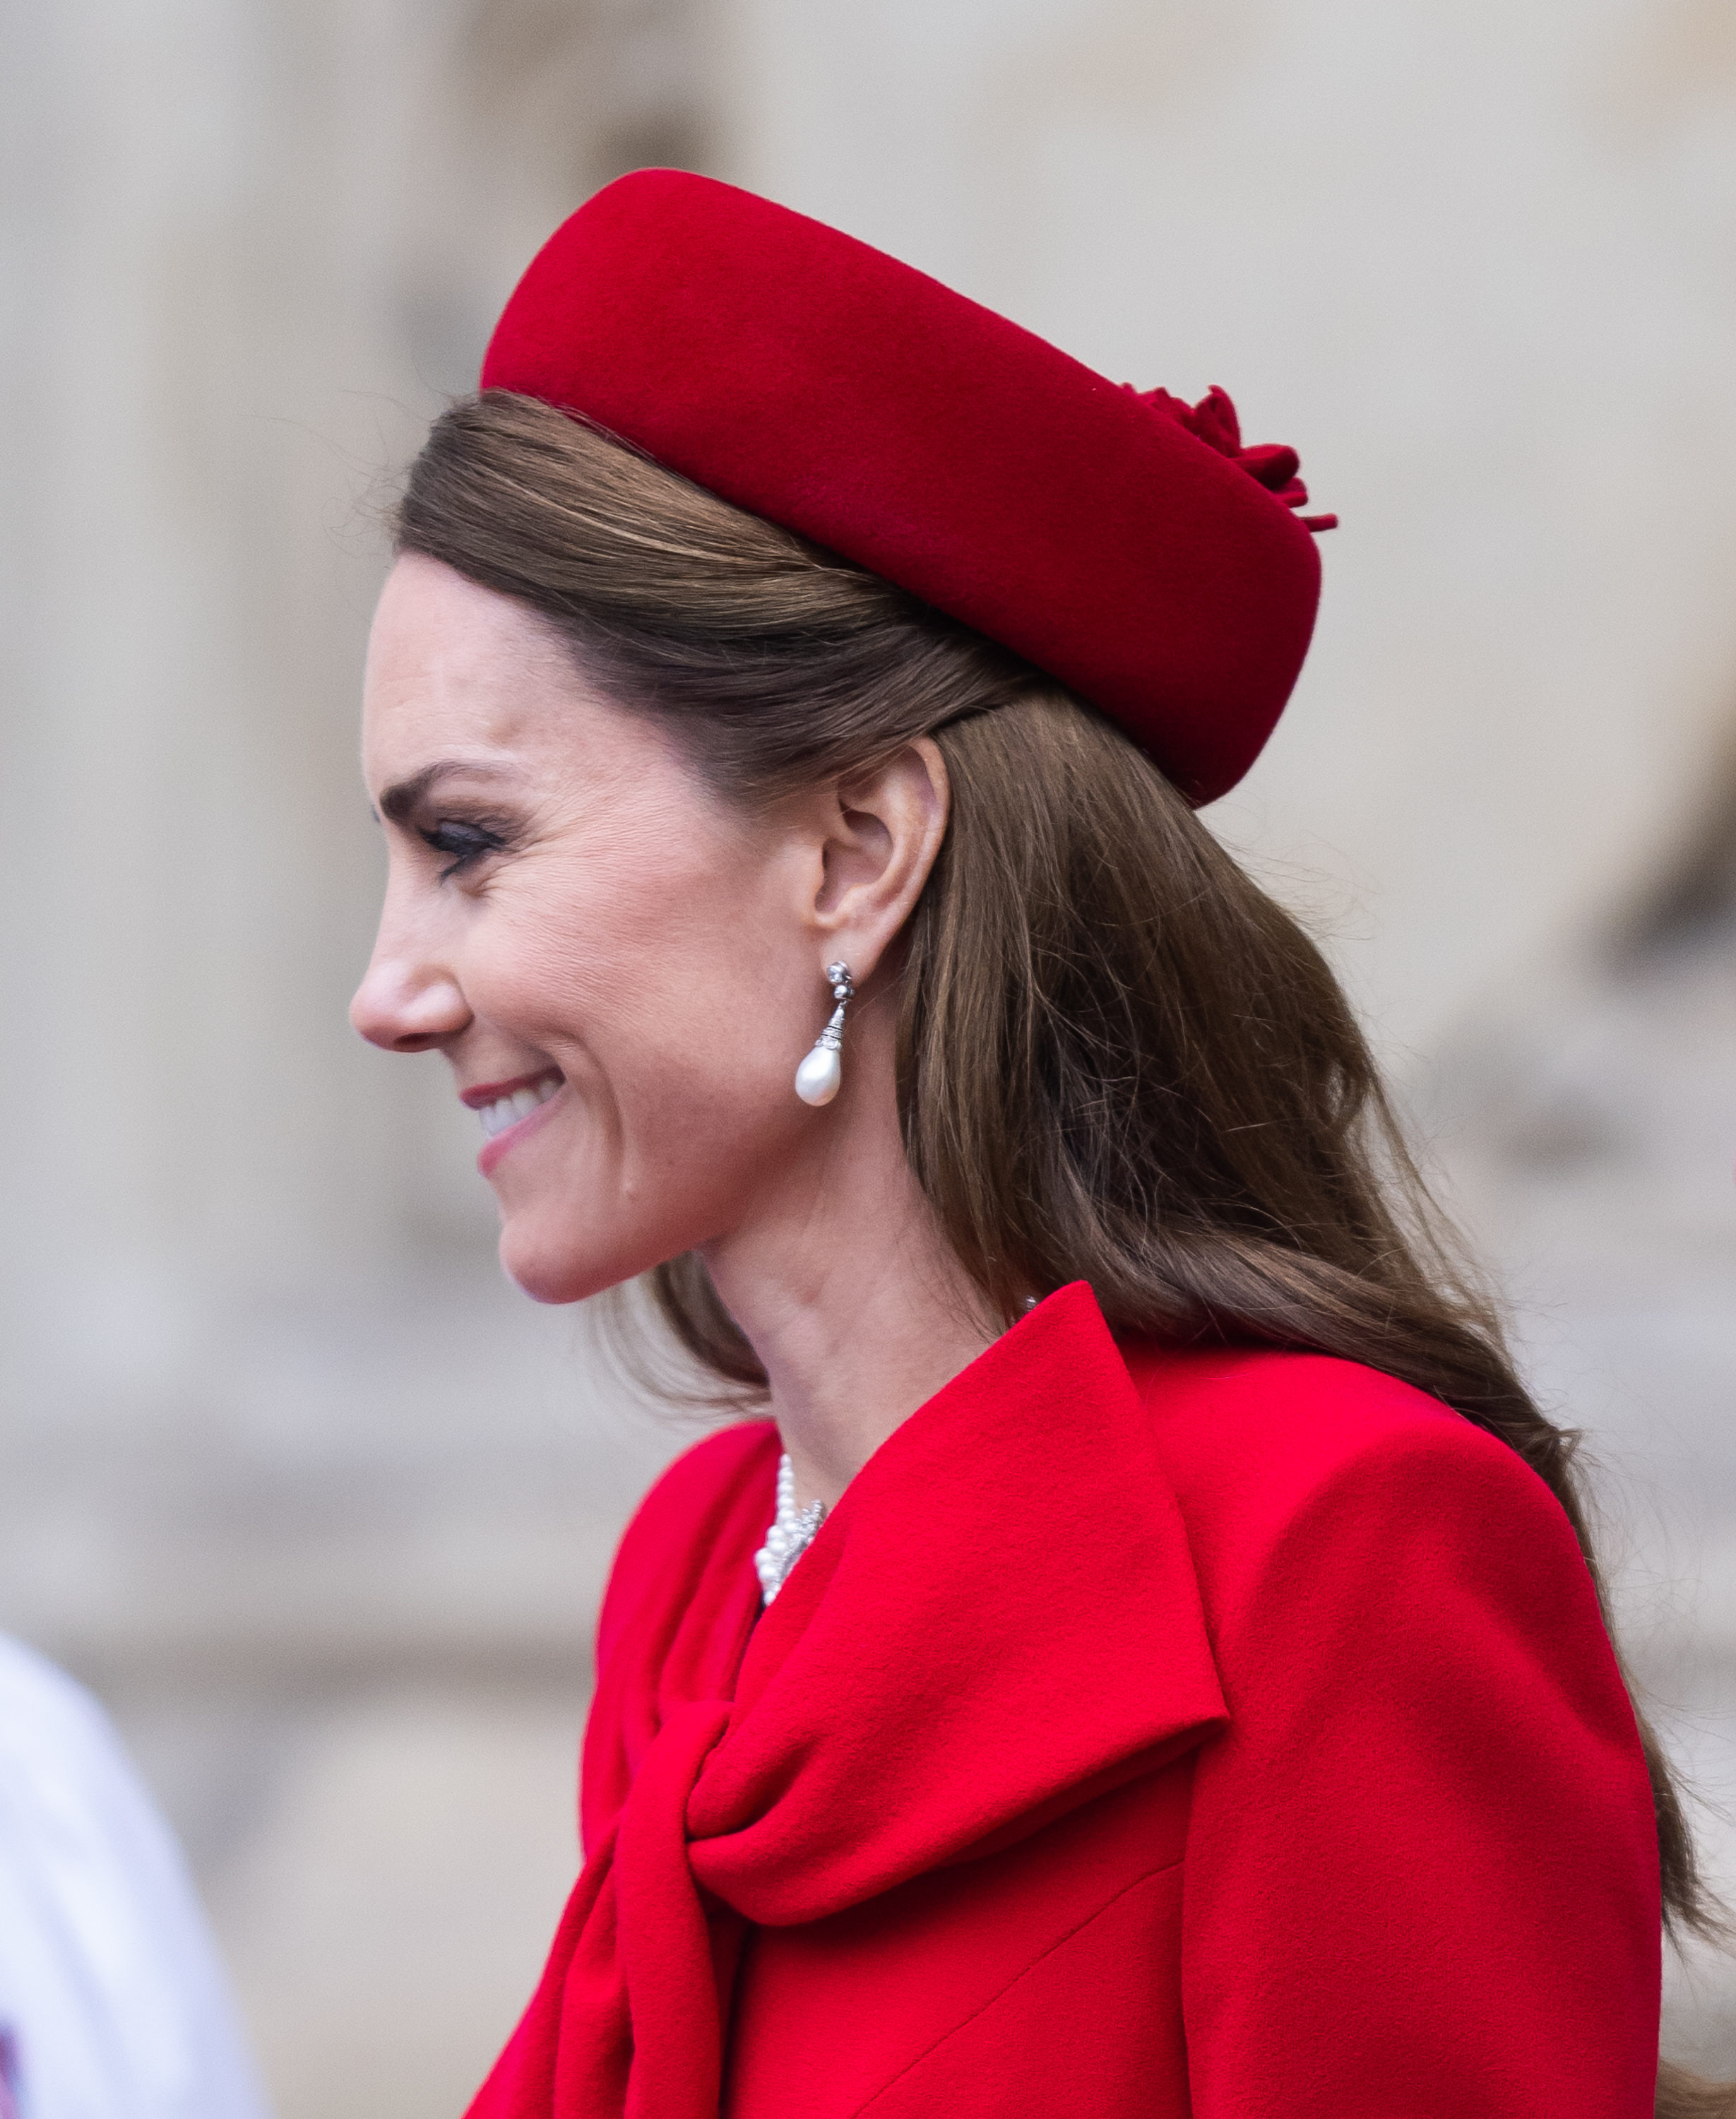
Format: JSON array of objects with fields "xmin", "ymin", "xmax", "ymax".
[{"xmin": 1131, "ymin": 384, "xmax": 1337, "ymax": 533}]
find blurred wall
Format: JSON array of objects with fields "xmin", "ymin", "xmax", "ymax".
[
  {"xmin": 1, "ymin": 2, "xmax": 1732, "ymax": 2113},
  {"xmin": 0, "ymin": 0, "xmax": 713, "ymax": 1423}
]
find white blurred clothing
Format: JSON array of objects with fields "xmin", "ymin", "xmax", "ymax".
[{"xmin": 0, "ymin": 1634, "xmax": 270, "ymax": 2119}]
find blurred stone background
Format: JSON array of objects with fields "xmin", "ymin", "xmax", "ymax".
[{"xmin": 0, "ymin": 1, "xmax": 1732, "ymax": 2112}]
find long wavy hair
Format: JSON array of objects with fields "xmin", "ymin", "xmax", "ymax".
[{"xmin": 396, "ymin": 389, "xmax": 1725, "ymax": 2115}]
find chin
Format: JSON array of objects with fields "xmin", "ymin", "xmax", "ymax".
[
  {"xmin": 497, "ymin": 1215, "xmax": 665, "ymax": 1308},
  {"xmin": 500, "ymin": 1238, "xmax": 602, "ymax": 1306}
]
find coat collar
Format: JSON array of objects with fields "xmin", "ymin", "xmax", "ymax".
[{"xmin": 687, "ymin": 1281, "xmax": 1227, "ymax": 1924}]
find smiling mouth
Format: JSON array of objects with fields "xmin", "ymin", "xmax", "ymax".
[{"xmin": 469, "ymin": 1071, "xmax": 563, "ymax": 1139}]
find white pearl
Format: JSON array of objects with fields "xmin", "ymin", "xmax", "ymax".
[
  {"xmin": 795, "ymin": 1044, "xmax": 841, "ymax": 1106},
  {"xmin": 754, "ymin": 1453, "xmax": 828, "ymax": 1605}
]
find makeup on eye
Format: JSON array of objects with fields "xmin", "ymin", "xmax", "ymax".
[{"xmin": 417, "ymin": 815, "xmax": 513, "ymax": 877}]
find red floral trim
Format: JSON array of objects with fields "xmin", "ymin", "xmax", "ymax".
[{"xmin": 1127, "ymin": 383, "xmax": 1337, "ymax": 533}]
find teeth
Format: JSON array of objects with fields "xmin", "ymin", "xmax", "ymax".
[{"xmin": 477, "ymin": 1076, "xmax": 559, "ymax": 1139}]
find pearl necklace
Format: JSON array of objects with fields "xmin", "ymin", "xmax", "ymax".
[{"xmin": 754, "ymin": 1454, "xmax": 827, "ymax": 1605}]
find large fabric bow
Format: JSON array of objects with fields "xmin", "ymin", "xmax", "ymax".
[{"xmin": 466, "ymin": 1284, "xmax": 1227, "ymax": 2119}]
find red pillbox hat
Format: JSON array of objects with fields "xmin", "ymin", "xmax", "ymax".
[{"xmin": 481, "ymin": 170, "xmax": 1331, "ymax": 805}]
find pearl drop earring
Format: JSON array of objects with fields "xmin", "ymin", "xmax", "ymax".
[{"xmin": 794, "ymin": 961, "xmax": 855, "ymax": 1107}]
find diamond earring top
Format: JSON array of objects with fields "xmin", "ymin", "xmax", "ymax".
[{"xmin": 794, "ymin": 961, "xmax": 855, "ymax": 1107}]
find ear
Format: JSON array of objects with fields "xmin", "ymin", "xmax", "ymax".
[{"xmin": 806, "ymin": 737, "xmax": 951, "ymax": 982}]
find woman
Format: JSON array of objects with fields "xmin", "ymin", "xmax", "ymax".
[{"xmin": 351, "ymin": 171, "xmax": 1699, "ymax": 2116}]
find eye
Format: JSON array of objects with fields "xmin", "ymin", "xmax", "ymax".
[{"xmin": 419, "ymin": 817, "xmax": 508, "ymax": 880}]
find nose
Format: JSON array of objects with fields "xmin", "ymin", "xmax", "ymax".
[{"xmin": 350, "ymin": 943, "xmax": 470, "ymax": 1054}]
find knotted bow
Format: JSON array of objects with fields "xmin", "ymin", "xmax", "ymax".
[
  {"xmin": 467, "ymin": 1285, "xmax": 1228, "ymax": 2119},
  {"xmin": 1131, "ymin": 383, "xmax": 1338, "ymax": 533}
]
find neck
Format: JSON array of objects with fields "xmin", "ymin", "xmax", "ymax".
[{"xmin": 702, "ymin": 997, "xmax": 997, "ymax": 1512}]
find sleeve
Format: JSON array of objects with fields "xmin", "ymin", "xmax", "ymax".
[{"xmin": 1179, "ymin": 1418, "xmax": 1661, "ymax": 2119}]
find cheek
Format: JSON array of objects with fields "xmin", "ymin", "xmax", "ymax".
[
  {"xmin": 494, "ymin": 852, "xmax": 803, "ymax": 1093},
  {"xmin": 475, "ymin": 845, "xmax": 816, "ymax": 1293}
]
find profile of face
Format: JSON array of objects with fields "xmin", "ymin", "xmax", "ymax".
[{"xmin": 351, "ymin": 554, "xmax": 947, "ymax": 1307}]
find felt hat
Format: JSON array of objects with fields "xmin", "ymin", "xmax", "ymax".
[{"xmin": 481, "ymin": 170, "xmax": 1331, "ymax": 805}]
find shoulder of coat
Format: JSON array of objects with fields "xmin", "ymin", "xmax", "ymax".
[{"xmin": 1122, "ymin": 1340, "xmax": 1544, "ymax": 1555}]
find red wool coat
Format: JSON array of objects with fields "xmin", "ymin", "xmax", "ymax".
[{"xmin": 469, "ymin": 1283, "xmax": 1661, "ymax": 2119}]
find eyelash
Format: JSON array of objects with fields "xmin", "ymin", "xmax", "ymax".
[{"xmin": 420, "ymin": 819, "xmax": 509, "ymax": 880}]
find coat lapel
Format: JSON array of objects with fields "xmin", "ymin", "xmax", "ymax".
[{"xmin": 690, "ymin": 1281, "xmax": 1227, "ymax": 1923}]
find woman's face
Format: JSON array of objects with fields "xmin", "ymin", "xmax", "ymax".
[{"xmin": 351, "ymin": 554, "xmax": 874, "ymax": 1304}]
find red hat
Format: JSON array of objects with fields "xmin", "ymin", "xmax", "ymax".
[{"xmin": 481, "ymin": 170, "xmax": 1331, "ymax": 805}]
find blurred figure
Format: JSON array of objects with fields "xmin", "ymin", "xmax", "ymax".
[{"xmin": 0, "ymin": 1634, "xmax": 270, "ymax": 2119}]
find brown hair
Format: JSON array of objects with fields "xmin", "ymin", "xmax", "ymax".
[{"xmin": 397, "ymin": 390, "xmax": 1723, "ymax": 2113}]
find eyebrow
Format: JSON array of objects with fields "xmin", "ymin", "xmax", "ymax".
[{"xmin": 375, "ymin": 759, "xmax": 518, "ymax": 826}]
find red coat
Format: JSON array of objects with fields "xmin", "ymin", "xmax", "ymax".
[{"xmin": 469, "ymin": 1283, "xmax": 1660, "ymax": 2119}]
